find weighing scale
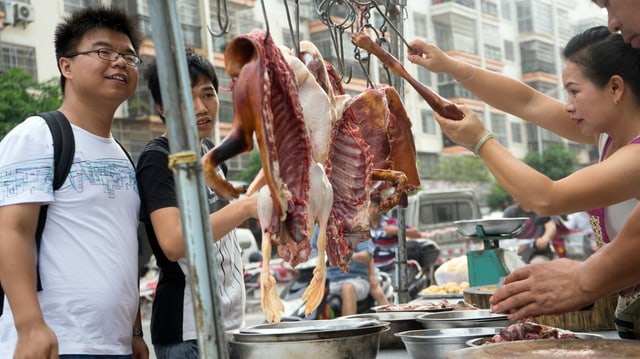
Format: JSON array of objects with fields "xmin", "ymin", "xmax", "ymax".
[{"xmin": 455, "ymin": 218, "xmax": 528, "ymax": 287}]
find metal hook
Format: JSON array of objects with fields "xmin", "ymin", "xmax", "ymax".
[
  {"xmin": 207, "ymin": 0, "xmax": 230, "ymax": 37},
  {"xmin": 260, "ymin": 0, "xmax": 271, "ymax": 39},
  {"xmin": 354, "ymin": 47, "xmax": 374, "ymax": 88},
  {"xmin": 284, "ymin": 0, "xmax": 301, "ymax": 58}
]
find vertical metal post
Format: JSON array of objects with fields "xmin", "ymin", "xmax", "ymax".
[
  {"xmin": 149, "ymin": 2, "xmax": 227, "ymax": 358},
  {"xmin": 387, "ymin": 1, "xmax": 410, "ymax": 305}
]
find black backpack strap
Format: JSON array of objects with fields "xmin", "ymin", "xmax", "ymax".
[
  {"xmin": 35, "ymin": 111, "xmax": 75, "ymax": 291},
  {"xmin": 0, "ymin": 111, "xmax": 74, "ymax": 315}
]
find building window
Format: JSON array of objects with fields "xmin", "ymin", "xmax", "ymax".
[
  {"xmin": 414, "ymin": 12, "xmax": 428, "ymax": 38},
  {"xmin": 510, "ymin": 122, "xmax": 522, "ymax": 143},
  {"xmin": 482, "ymin": 23, "xmax": 501, "ymax": 61},
  {"xmin": 490, "ymin": 113, "xmax": 508, "ymax": 146},
  {"xmin": 520, "ymin": 40, "xmax": 556, "ymax": 74},
  {"xmin": 434, "ymin": 15, "xmax": 477, "ymax": 55},
  {"xmin": 417, "ymin": 67, "xmax": 432, "ymax": 87},
  {"xmin": 0, "ymin": 43, "xmax": 37, "ymax": 80},
  {"xmin": 64, "ymin": 0, "xmax": 102, "ymax": 14},
  {"xmin": 501, "ymin": 1, "xmax": 512, "ymax": 21},
  {"xmin": 503, "ymin": 40, "xmax": 515, "ymax": 61},
  {"xmin": 421, "ymin": 109, "xmax": 436, "ymax": 135},
  {"xmin": 481, "ymin": 0, "xmax": 499, "ymax": 17}
]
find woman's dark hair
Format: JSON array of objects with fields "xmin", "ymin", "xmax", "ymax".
[
  {"xmin": 54, "ymin": 6, "xmax": 143, "ymax": 94},
  {"xmin": 145, "ymin": 48, "xmax": 219, "ymax": 122},
  {"xmin": 563, "ymin": 26, "xmax": 640, "ymax": 103}
]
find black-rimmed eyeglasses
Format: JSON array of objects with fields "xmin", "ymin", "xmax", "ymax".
[{"xmin": 64, "ymin": 48, "xmax": 142, "ymax": 67}]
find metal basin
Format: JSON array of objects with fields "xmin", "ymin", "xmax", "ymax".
[
  {"xmin": 228, "ymin": 318, "xmax": 389, "ymax": 359},
  {"xmin": 416, "ymin": 309, "xmax": 516, "ymax": 329},
  {"xmin": 343, "ymin": 312, "xmax": 424, "ymax": 349},
  {"xmin": 454, "ymin": 218, "xmax": 529, "ymax": 237},
  {"xmin": 396, "ymin": 327, "xmax": 503, "ymax": 359}
]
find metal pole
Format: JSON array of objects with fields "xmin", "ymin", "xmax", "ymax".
[
  {"xmin": 149, "ymin": 2, "xmax": 227, "ymax": 358},
  {"xmin": 388, "ymin": 1, "xmax": 409, "ymax": 305}
]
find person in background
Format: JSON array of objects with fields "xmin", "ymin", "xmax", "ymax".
[
  {"xmin": 0, "ymin": 6, "xmax": 148, "ymax": 358},
  {"xmin": 565, "ymin": 211, "xmax": 596, "ymax": 252},
  {"xmin": 503, "ymin": 201, "xmax": 557, "ymax": 264},
  {"xmin": 326, "ymin": 239, "xmax": 375, "ymax": 316},
  {"xmin": 408, "ymin": 26, "xmax": 640, "ymax": 338},
  {"xmin": 368, "ymin": 258, "xmax": 390, "ymax": 307},
  {"xmin": 137, "ymin": 49, "xmax": 258, "ymax": 358},
  {"xmin": 369, "ymin": 196, "xmax": 422, "ymax": 272}
]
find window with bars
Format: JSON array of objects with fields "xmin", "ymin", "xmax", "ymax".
[
  {"xmin": 490, "ymin": 113, "xmax": 508, "ymax": 146},
  {"xmin": 503, "ymin": 40, "xmax": 515, "ymax": 61},
  {"xmin": 510, "ymin": 122, "xmax": 522, "ymax": 143},
  {"xmin": 0, "ymin": 43, "xmax": 37, "ymax": 80},
  {"xmin": 421, "ymin": 109, "xmax": 436, "ymax": 135},
  {"xmin": 414, "ymin": 12, "xmax": 428, "ymax": 38},
  {"xmin": 64, "ymin": 0, "xmax": 102, "ymax": 14},
  {"xmin": 481, "ymin": 0, "xmax": 499, "ymax": 17}
]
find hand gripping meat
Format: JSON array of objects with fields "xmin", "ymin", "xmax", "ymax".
[{"xmin": 352, "ymin": 32, "xmax": 465, "ymax": 121}]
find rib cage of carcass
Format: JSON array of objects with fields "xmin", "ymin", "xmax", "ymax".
[{"xmin": 202, "ymin": 30, "xmax": 420, "ymax": 323}]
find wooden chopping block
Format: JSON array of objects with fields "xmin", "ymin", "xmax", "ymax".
[
  {"xmin": 464, "ymin": 285, "xmax": 617, "ymax": 332},
  {"xmin": 463, "ymin": 285, "xmax": 496, "ymax": 309},
  {"xmin": 531, "ymin": 295, "xmax": 617, "ymax": 332}
]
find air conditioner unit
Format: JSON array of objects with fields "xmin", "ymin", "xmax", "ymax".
[
  {"xmin": 1, "ymin": 1, "xmax": 16, "ymax": 26},
  {"xmin": 15, "ymin": 3, "xmax": 34, "ymax": 23}
]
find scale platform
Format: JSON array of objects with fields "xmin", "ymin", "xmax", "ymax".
[{"xmin": 454, "ymin": 218, "xmax": 529, "ymax": 287}]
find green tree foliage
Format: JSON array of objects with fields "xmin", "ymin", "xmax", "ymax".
[
  {"xmin": 487, "ymin": 142, "xmax": 578, "ymax": 210},
  {"xmin": 486, "ymin": 182, "xmax": 512, "ymax": 212},
  {"xmin": 233, "ymin": 150, "xmax": 263, "ymax": 183},
  {"xmin": 0, "ymin": 68, "xmax": 62, "ymax": 140},
  {"xmin": 434, "ymin": 154, "xmax": 492, "ymax": 183},
  {"xmin": 523, "ymin": 142, "xmax": 578, "ymax": 180}
]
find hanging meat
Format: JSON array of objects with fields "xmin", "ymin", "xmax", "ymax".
[{"xmin": 201, "ymin": 30, "xmax": 315, "ymax": 322}]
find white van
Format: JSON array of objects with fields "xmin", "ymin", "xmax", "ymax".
[{"xmin": 389, "ymin": 188, "xmax": 483, "ymax": 264}]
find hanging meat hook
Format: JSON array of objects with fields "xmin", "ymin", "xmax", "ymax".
[
  {"xmin": 314, "ymin": 0, "xmax": 357, "ymax": 82},
  {"xmin": 284, "ymin": 0, "xmax": 301, "ymax": 58},
  {"xmin": 260, "ymin": 0, "xmax": 271, "ymax": 39},
  {"xmin": 206, "ymin": 0, "xmax": 230, "ymax": 37}
]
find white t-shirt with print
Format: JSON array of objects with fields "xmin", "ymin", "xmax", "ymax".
[{"xmin": 0, "ymin": 116, "xmax": 140, "ymax": 356}]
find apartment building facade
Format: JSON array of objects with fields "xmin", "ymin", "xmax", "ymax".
[{"xmin": 0, "ymin": 0, "xmax": 604, "ymax": 178}]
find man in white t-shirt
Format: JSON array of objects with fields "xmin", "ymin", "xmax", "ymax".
[{"xmin": 0, "ymin": 6, "xmax": 148, "ymax": 358}]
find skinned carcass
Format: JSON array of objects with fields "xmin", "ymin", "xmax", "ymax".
[{"xmin": 202, "ymin": 30, "xmax": 315, "ymax": 322}]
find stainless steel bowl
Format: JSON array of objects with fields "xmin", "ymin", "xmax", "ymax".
[
  {"xmin": 396, "ymin": 327, "xmax": 503, "ymax": 359},
  {"xmin": 228, "ymin": 318, "xmax": 389, "ymax": 359},
  {"xmin": 454, "ymin": 218, "xmax": 529, "ymax": 237},
  {"xmin": 416, "ymin": 309, "xmax": 516, "ymax": 329},
  {"xmin": 343, "ymin": 312, "xmax": 424, "ymax": 349}
]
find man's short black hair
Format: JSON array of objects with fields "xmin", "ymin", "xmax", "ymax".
[{"xmin": 145, "ymin": 48, "xmax": 219, "ymax": 116}]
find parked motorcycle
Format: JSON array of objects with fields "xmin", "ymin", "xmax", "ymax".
[
  {"xmin": 279, "ymin": 253, "xmax": 394, "ymax": 321},
  {"xmin": 375, "ymin": 239, "xmax": 441, "ymax": 300}
]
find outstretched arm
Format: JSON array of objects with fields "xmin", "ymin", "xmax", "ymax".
[
  {"xmin": 407, "ymin": 39, "xmax": 593, "ymax": 145},
  {"xmin": 433, "ymin": 106, "xmax": 640, "ymax": 216}
]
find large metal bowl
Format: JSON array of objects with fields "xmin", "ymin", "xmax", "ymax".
[
  {"xmin": 416, "ymin": 309, "xmax": 516, "ymax": 329},
  {"xmin": 343, "ymin": 312, "xmax": 424, "ymax": 349},
  {"xmin": 454, "ymin": 218, "xmax": 529, "ymax": 237},
  {"xmin": 396, "ymin": 327, "xmax": 503, "ymax": 359},
  {"xmin": 228, "ymin": 318, "xmax": 389, "ymax": 359}
]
